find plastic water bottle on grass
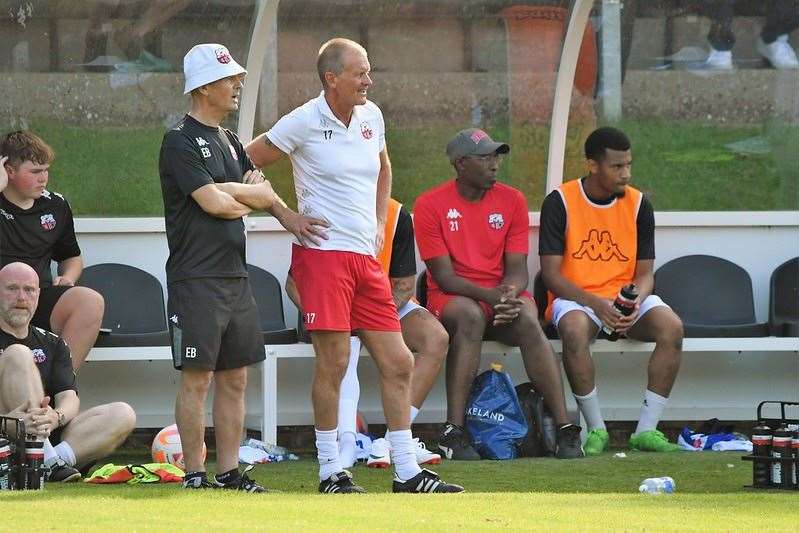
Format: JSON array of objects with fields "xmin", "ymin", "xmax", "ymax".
[{"xmin": 638, "ymin": 476, "xmax": 675, "ymax": 494}]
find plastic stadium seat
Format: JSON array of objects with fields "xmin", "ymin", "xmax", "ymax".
[
  {"xmin": 654, "ymin": 255, "xmax": 768, "ymax": 338},
  {"xmin": 246, "ymin": 264, "xmax": 298, "ymax": 344},
  {"xmin": 769, "ymin": 257, "xmax": 799, "ymax": 337},
  {"xmin": 78, "ymin": 263, "xmax": 170, "ymax": 347}
]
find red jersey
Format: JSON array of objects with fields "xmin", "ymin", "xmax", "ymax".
[{"xmin": 413, "ymin": 179, "xmax": 529, "ymax": 293}]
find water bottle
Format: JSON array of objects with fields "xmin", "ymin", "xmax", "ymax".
[
  {"xmin": 638, "ymin": 476, "xmax": 675, "ymax": 494},
  {"xmin": 0, "ymin": 438, "xmax": 12, "ymax": 490},
  {"xmin": 770, "ymin": 427, "xmax": 792, "ymax": 488},
  {"xmin": 23, "ymin": 440, "xmax": 45, "ymax": 490},
  {"xmin": 750, "ymin": 424, "xmax": 772, "ymax": 488},
  {"xmin": 602, "ymin": 284, "xmax": 639, "ymax": 340}
]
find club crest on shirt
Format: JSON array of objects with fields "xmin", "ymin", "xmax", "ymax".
[
  {"xmin": 32, "ymin": 348, "xmax": 46, "ymax": 363},
  {"xmin": 40, "ymin": 213, "xmax": 56, "ymax": 231},
  {"xmin": 215, "ymin": 47, "xmax": 232, "ymax": 64},
  {"xmin": 488, "ymin": 213, "xmax": 504, "ymax": 230},
  {"xmin": 360, "ymin": 121, "xmax": 373, "ymax": 140},
  {"xmin": 229, "ymin": 144, "xmax": 238, "ymax": 160}
]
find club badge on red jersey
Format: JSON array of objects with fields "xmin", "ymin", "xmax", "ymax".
[
  {"xmin": 488, "ymin": 213, "xmax": 504, "ymax": 230},
  {"xmin": 40, "ymin": 213, "xmax": 56, "ymax": 231}
]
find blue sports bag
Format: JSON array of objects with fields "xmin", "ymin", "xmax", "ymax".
[{"xmin": 465, "ymin": 364, "xmax": 528, "ymax": 460}]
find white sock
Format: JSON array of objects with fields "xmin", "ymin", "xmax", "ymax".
[
  {"xmin": 43, "ymin": 439, "xmax": 58, "ymax": 467},
  {"xmin": 387, "ymin": 429, "xmax": 421, "ymax": 482},
  {"xmin": 316, "ymin": 428, "xmax": 342, "ymax": 481},
  {"xmin": 54, "ymin": 441, "xmax": 76, "ymax": 467},
  {"xmin": 635, "ymin": 390, "xmax": 668, "ymax": 435},
  {"xmin": 574, "ymin": 388, "xmax": 606, "ymax": 431},
  {"xmin": 410, "ymin": 406, "xmax": 419, "ymax": 424},
  {"xmin": 337, "ymin": 337, "xmax": 361, "ymax": 436},
  {"xmin": 338, "ymin": 431, "xmax": 357, "ymax": 468}
]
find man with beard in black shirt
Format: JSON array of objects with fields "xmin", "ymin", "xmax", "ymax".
[
  {"xmin": 160, "ymin": 43, "xmax": 327, "ymax": 492},
  {"xmin": 0, "ymin": 131, "xmax": 104, "ymax": 370},
  {"xmin": 0, "ymin": 262, "xmax": 136, "ymax": 484}
]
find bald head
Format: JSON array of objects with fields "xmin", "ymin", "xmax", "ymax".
[
  {"xmin": 0, "ymin": 262, "xmax": 40, "ymax": 330},
  {"xmin": 317, "ymin": 38, "xmax": 368, "ymax": 88}
]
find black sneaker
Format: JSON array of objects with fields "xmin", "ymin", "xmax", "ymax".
[
  {"xmin": 393, "ymin": 468, "xmax": 465, "ymax": 493},
  {"xmin": 555, "ymin": 423, "xmax": 585, "ymax": 459},
  {"xmin": 437, "ymin": 422, "xmax": 481, "ymax": 460},
  {"xmin": 214, "ymin": 465, "xmax": 267, "ymax": 493},
  {"xmin": 47, "ymin": 461, "xmax": 82, "ymax": 483},
  {"xmin": 182, "ymin": 473, "xmax": 216, "ymax": 489},
  {"xmin": 318, "ymin": 470, "xmax": 367, "ymax": 494}
]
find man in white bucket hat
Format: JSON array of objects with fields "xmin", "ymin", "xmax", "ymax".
[{"xmin": 159, "ymin": 43, "xmax": 327, "ymax": 492}]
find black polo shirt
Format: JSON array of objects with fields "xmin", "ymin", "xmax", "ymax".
[
  {"xmin": 0, "ymin": 326, "xmax": 76, "ymax": 397},
  {"xmin": 0, "ymin": 190, "xmax": 81, "ymax": 288},
  {"xmin": 158, "ymin": 114, "xmax": 255, "ymax": 284}
]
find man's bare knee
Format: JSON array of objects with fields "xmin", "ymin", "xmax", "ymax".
[
  {"xmin": 558, "ymin": 316, "xmax": 594, "ymax": 360},
  {"xmin": 655, "ymin": 316, "xmax": 684, "ymax": 352},
  {"xmin": 215, "ymin": 367, "xmax": 248, "ymax": 395},
  {"xmin": 180, "ymin": 369, "xmax": 214, "ymax": 394},
  {"xmin": 443, "ymin": 301, "xmax": 487, "ymax": 341},
  {"xmin": 1, "ymin": 344, "xmax": 35, "ymax": 370},
  {"xmin": 107, "ymin": 402, "xmax": 137, "ymax": 435}
]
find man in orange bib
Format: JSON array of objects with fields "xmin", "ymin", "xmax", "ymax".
[{"xmin": 539, "ymin": 127, "xmax": 684, "ymax": 455}]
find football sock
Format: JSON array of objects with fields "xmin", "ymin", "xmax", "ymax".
[
  {"xmin": 574, "ymin": 388, "xmax": 606, "ymax": 431},
  {"xmin": 387, "ymin": 429, "xmax": 422, "ymax": 481},
  {"xmin": 338, "ymin": 337, "xmax": 361, "ymax": 436},
  {"xmin": 54, "ymin": 441, "xmax": 77, "ymax": 467},
  {"xmin": 316, "ymin": 427, "xmax": 342, "ymax": 481},
  {"xmin": 635, "ymin": 389, "xmax": 668, "ymax": 435},
  {"xmin": 410, "ymin": 406, "xmax": 420, "ymax": 424},
  {"xmin": 339, "ymin": 431, "xmax": 357, "ymax": 466},
  {"xmin": 43, "ymin": 439, "xmax": 58, "ymax": 468}
]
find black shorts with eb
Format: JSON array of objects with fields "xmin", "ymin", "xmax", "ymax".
[{"xmin": 167, "ymin": 277, "xmax": 265, "ymax": 371}]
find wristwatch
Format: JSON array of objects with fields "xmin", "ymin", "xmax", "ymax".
[{"xmin": 55, "ymin": 409, "xmax": 65, "ymax": 428}]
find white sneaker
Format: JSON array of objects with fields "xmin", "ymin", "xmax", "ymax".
[
  {"xmin": 758, "ymin": 35, "xmax": 799, "ymax": 70},
  {"xmin": 366, "ymin": 437, "xmax": 391, "ymax": 469},
  {"xmin": 414, "ymin": 438, "xmax": 442, "ymax": 465},
  {"xmin": 703, "ymin": 48, "xmax": 733, "ymax": 70}
]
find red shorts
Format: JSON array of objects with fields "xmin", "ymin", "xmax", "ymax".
[
  {"xmin": 426, "ymin": 289, "xmax": 533, "ymax": 321},
  {"xmin": 290, "ymin": 245, "xmax": 401, "ymax": 332}
]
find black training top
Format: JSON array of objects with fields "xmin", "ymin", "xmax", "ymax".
[
  {"xmin": 159, "ymin": 115, "xmax": 255, "ymax": 284},
  {"xmin": 0, "ymin": 326, "xmax": 77, "ymax": 397},
  {"xmin": 538, "ymin": 179, "xmax": 655, "ymax": 259},
  {"xmin": 389, "ymin": 206, "xmax": 417, "ymax": 278},
  {"xmin": 0, "ymin": 190, "xmax": 81, "ymax": 288}
]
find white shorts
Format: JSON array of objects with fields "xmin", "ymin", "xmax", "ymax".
[
  {"xmin": 551, "ymin": 295, "xmax": 669, "ymax": 333},
  {"xmin": 397, "ymin": 300, "xmax": 424, "ymax": 320}
]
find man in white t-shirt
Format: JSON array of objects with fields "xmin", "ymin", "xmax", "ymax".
[{"xmin": 246, "ymin": 38, "xmax": 462, "ymax": 494}]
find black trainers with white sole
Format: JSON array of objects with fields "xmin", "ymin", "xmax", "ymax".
[
  {"xmin": 392, "ymin": 468, "xmax": 464, "ymax": 493},
  {"xmin": 437, "ymin": 422, "xmax": 481, "ymax": 460},
  {"xmin": 555, "ymin": 423, "xmax": 585, "ymax": 459},
  {"xmin": 47, "ymin": 461, "xmax": 82, "ymax": 483},
  {"xmin": 215, "ymin": 466, "xmax": 268, "ymax": 493},
  {"xmin": 318, "ymin": 470, "xmax": 367, "ymax": 494}
]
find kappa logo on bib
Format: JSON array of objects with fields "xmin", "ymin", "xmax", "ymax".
[
  {"xmin": 360, "ymin": 121, "xmax": 373, "ymax": 140},
  {"xmin": 40, "ymin": 213, "xmax": 56, "ymax": 231}
]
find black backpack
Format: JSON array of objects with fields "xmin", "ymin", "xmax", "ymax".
[{"xmin": 515, "ymin": 382, "xmax": 557, "ymax": 457}]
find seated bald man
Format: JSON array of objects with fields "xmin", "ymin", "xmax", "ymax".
[{"xmin": 0, "ymin": 262, "xmax": 136, "ymax": 484}]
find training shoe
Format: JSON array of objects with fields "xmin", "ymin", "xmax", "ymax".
[
  {"xmin": 47, "ymin": 461, "xmax": 81, "ymax": 483},
  {"xmin": 555, "ymin": 424, "xmax": 585, "ymax": 459},
  {"xmin": 182, "ymin": 473, "xmax": 216, "ymax": 489},
  {"xmin": 367, "ymin": 437, "xmax": 391, "ymax": 469},
  {"xmin": 414, "ymin": 438, "xmax": 442, "ymax": 465},
  {"xmin": 318, "ymin": 470, "xmax": 367, "ymax": 494},
  {"xmin": 583, "ymin": 428, "xmax": 610, "ymax": 457},
  {"xmin": 214, "ymin": 465, "xmax": 267, "ymax": 493},
  {"xmin": 758, "ymin": 35, "xmax": 799, "ymax": 70},
  {"xmin": 702, "ymin": 47, "xmax": 734, "ymax": 70},
  {"xmin": 438, "ymin": 422, "xmax": 480, "ymax": 460},
  {"xmin": 629, "ymin": 429, "xmax": 682, "ymax": 452},
  {"xmin": 393, "ymin": 468, "xmax": 464, "ymax": 493}
]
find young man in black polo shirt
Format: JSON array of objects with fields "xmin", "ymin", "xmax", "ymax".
[
  {"xmin": 160, "ymin": 43, "xmax": 326, "ymax": 492},
  {"xmin": 0, "ymin": 131, "xmax": 104, "ymax": 370},
  {"xmin": 0, "ymin": 262, "xmax": 136, "ymax": 484}
]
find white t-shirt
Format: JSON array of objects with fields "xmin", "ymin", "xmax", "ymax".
[{"xmin": 266, "ymin": 92, "xmax": 385, "ymax": 255}]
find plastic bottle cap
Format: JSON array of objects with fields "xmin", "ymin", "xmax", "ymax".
[{"xmin": 490, "ymin": 362, "xmax": 503, "ymax": 372}]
